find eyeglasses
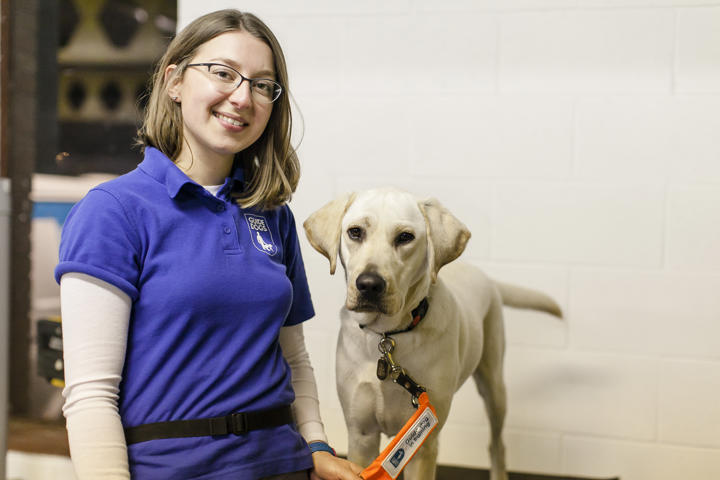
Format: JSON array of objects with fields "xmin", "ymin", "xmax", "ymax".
[{"xmin": 186, "ymin": 62, "xmax": 283, "ymax": 104}]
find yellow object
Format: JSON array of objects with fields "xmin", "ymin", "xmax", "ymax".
[{"xmin": 51, "ymin": 378, "xmax": 65, "ymax": 388}]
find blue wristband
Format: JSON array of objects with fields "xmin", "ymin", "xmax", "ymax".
[{"xmin": 308, "ymin": 441, "xmax": 336, "ymax": 456}]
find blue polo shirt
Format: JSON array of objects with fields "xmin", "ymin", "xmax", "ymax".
[{"xmin": 55, "ymin": 147, "xmax": 315, "ymax": 479}]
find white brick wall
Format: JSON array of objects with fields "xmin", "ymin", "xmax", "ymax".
[{"xmin": 179, "ymin": 2, "xmax": 720, "ymax": 479}]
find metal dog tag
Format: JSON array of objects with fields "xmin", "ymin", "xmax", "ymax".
[{"xmin": 376, "ymin": 357, "xmax": 389, "ymax": 380}]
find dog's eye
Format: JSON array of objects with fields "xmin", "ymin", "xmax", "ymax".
[
  {"xmin": 395, "ymin": 232, "xmax": 415, "ymax": 246},
  {"xmin": 347, "ymin": 227, "xmax": 364, "ymax": 241}
]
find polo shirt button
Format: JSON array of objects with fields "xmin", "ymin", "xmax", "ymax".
[
  {"xmin": 216, "ymin": 204, "xmax": 225, "ymax": 212},
  {"xmin": 223, "ymin": 226, "xmax": 231, "ymax": 234}
]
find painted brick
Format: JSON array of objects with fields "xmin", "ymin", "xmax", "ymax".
[
  {"xmin": 570, "ymin": 269, "xmax": 720, "ymax": 358},
  {"xmin": 504, "ymin": 429, "xmax": 563, "ymax": 475},
  {"xmin": 443, "ymin": 382, "xmax": 564, "ymax": 472},
  {"xmin": 667, "ymin": 185, "xmax": 720, "ymax": 271},
  {"xmin": 269, "ymin": 17, "xmax": 344, "ymax": 98},
  {"xmin": 492, "ymin": 182, "xmax": 665, "ymax": 266},
  {"xmin": 301, "ymin": 244, "xmax": 349, "ymax": 331},
  {"xmin": 562, "ymin": 435, "xmax": 720, "ymax": 480},
  {"xmin": 297, "ymin": 98, "xmax": 413, "ymax": 179},
  {"xmin": 483, "ymin": 263, "xmax": 568, "ymax": 348},
  {"xmin": 438, "ymin": 422, "xmax": 564, "ymax": 473},
  {"xmin": 584, "ymin": 0, "xmax": 720, "ymax": 5},
  {"xmin": 408, "ymin": 179, "xmax": 494, "ymax": 261},
  {"xmin": 438, "ymin": 421, "xmax": 493, "ymax": 468},
  {"xmin": 445, "ymin": 376, "xmax": 492, "ymax": 426},
  {"xmin": 341, "ymin": 16, "xmax": 415, "ymax": 95},
  {"xmin": 499, "ymin": 10, "xmax": 674, "ymax": 93},
  {"xmin": 575, "ymin": 96, "xmax": 720, "ymax": 182},
  {"xmin": 505, "ymin": 348, "xmax": 658, "ymax": 440},
  {"xmin": 676, "ymin": 7, "xmax": 720, "ymax": 93},
  {"xmin": 293, "ymin": 175, "xmax": 337, "ymax": 232},
  {"xmin": 334, "ymin": 176, "xmax": 415, "ymax": 196},
  {"xmin": 408, "ymin": 13, "xmax": 497, "ymax": 93},
  {"xmin": 417, "ymin": 0, "xmax": 578, "ymax": 10},
  {"xmin": 303, "ymin": 329, "xmax": 338, "ymax": 407},
  {"xmin": 177, "ymin": 2, "xmax": 269, "ymax": 29},
  {"xmin": 659, "ymin": 359, "xmax": 720, "ymax": 448},
  {"xmin": 410, "ymin": 97, "xmax": 573, "ymax": 179},
  {"xmin": 180, "ymin": 0, "xmax": 411, "ymax": 23}
]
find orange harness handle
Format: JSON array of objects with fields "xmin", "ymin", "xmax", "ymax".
[{"xmin": 360, "ymin": 393, "xmax": 438, "ymax": 480}]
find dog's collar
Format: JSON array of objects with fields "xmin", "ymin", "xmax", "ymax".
[{"xmin": 360, "ymin": 297, "xmax": 429, "ymax": 336}]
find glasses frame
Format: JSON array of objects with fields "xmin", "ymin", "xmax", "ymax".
[{"xmin": 186, "ymin": 62, "xmax": 283, "ymax": 103}]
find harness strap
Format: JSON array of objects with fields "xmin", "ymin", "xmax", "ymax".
[{"xmin": 124, "ymin": 405, "xmax": 294, "ymax": 445}]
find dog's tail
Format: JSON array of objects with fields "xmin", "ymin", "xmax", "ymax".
[{"xmin": 494, "ymin": 282, "xmax": 563, "ymax": 318}]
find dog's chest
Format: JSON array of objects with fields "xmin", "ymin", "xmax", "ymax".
[
  {"xmin": 375, "ymin": 381, "xmax": 418, "ymax": 435},
  {"xmin": 354, "ymin": 333, "xmax": 432, "ymax": 433}
]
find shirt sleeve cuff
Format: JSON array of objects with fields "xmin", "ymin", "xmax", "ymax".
[{"xmin": 56, "ymin": 261, "xmax": 139, "ymax": 301}]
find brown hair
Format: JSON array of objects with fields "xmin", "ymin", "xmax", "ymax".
[{"xmin": 137, "ymin": 10, "xmax": 299, "ymax": 210}]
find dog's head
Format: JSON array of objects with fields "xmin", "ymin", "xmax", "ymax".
[{"xmin": 304, "ymin": 188, "xmax": 470, "ymax": 325}]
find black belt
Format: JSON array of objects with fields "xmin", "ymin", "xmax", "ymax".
[{"xmin": 124, "ymin": 405, "xmax": 294, "ymax": 445}]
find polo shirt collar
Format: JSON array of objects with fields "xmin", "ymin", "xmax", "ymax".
[
  {"xmin": 222, "ymin": 161, "xmax": 246, "ymax": 196},
  {"xmin": 139, "ymin": 147, "xmax": 245, "ymax": 199}
]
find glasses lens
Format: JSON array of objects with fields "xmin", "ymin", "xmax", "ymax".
[
  {"xmin": 251, "ymin": 79, "xmax": 281, "ymax": 103},
  {"xmin": 207, "ymin": 64, "xmax": 239, "ymax": 86}
]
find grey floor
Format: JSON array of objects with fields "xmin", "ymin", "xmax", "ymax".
[{"xmin": 430, "ymin": 466, "xmax": 619, "ymax": 480}]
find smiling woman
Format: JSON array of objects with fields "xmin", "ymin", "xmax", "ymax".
[
  {"xmin": 164, "ymin": 31, "xmax": 276, "ymax": 185},
  {"xmin": 138, "ymin": 10, "xmax": 298, "ymax": 211},
  {"xmin": 54, "ymin": 9, "xmax": 363, "ymax": 480}
]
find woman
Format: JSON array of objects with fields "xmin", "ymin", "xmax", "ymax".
[{"xmin": 55, "ymin": 9, "xmax": 363, "ymax": 480}]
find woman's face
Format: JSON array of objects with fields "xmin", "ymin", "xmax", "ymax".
[{"xmin": 169, "ymin": 30, "xmax": 276, "ymax": 164}]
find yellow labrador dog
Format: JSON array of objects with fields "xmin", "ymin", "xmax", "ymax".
[{"xmin": 303, "ymin": 188, "xmax": 561, "ymax": 480}]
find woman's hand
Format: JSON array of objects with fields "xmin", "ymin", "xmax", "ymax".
[{"xmin": 310, "ymin": 451, "xmax": 364, "ymax": 480}]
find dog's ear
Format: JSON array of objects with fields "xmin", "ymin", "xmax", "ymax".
[
  {"xmin": 419, "ymin": 198, "xmax": 471, "ymax": 283},
  {"xmin": 303, "ymin": 192, "xmax": 356, "ymax": 275}
]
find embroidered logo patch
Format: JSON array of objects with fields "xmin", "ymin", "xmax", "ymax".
[{"xmin": 244, "ymin": 214, "xmax": 278, "ymax": 256}]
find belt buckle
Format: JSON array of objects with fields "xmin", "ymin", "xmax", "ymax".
[{"xmin": 228, "ymin": 412, "xmax": 247, "ymax": 435}]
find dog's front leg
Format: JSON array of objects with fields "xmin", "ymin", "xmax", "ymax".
[
  {"xmin": 346, "ymin": 424, "xmax": 381, "ymax": 468},
  {"xmin": 340, "ymin": 381, "xmax": 382, "ymax": 467},
  {"xmin": 401, "ymin": 431, "xmax": 439, "ymax": 480},
  {"xmin": 344, "ymin": 406, "xmax": 381, "ymax": 467}
]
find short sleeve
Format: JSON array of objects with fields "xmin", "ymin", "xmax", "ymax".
[
  {"xmin": 55, "ymin": 188, "xmax": 142, "ymax": 301},
  {"xmin": 281, "ymin": 206, "xmax": 315, "ymax": 326}
]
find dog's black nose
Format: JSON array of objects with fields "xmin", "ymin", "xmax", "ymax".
[{"xmin": 356, "ymin": 273, "xmax": 386, "ymax": 297}]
